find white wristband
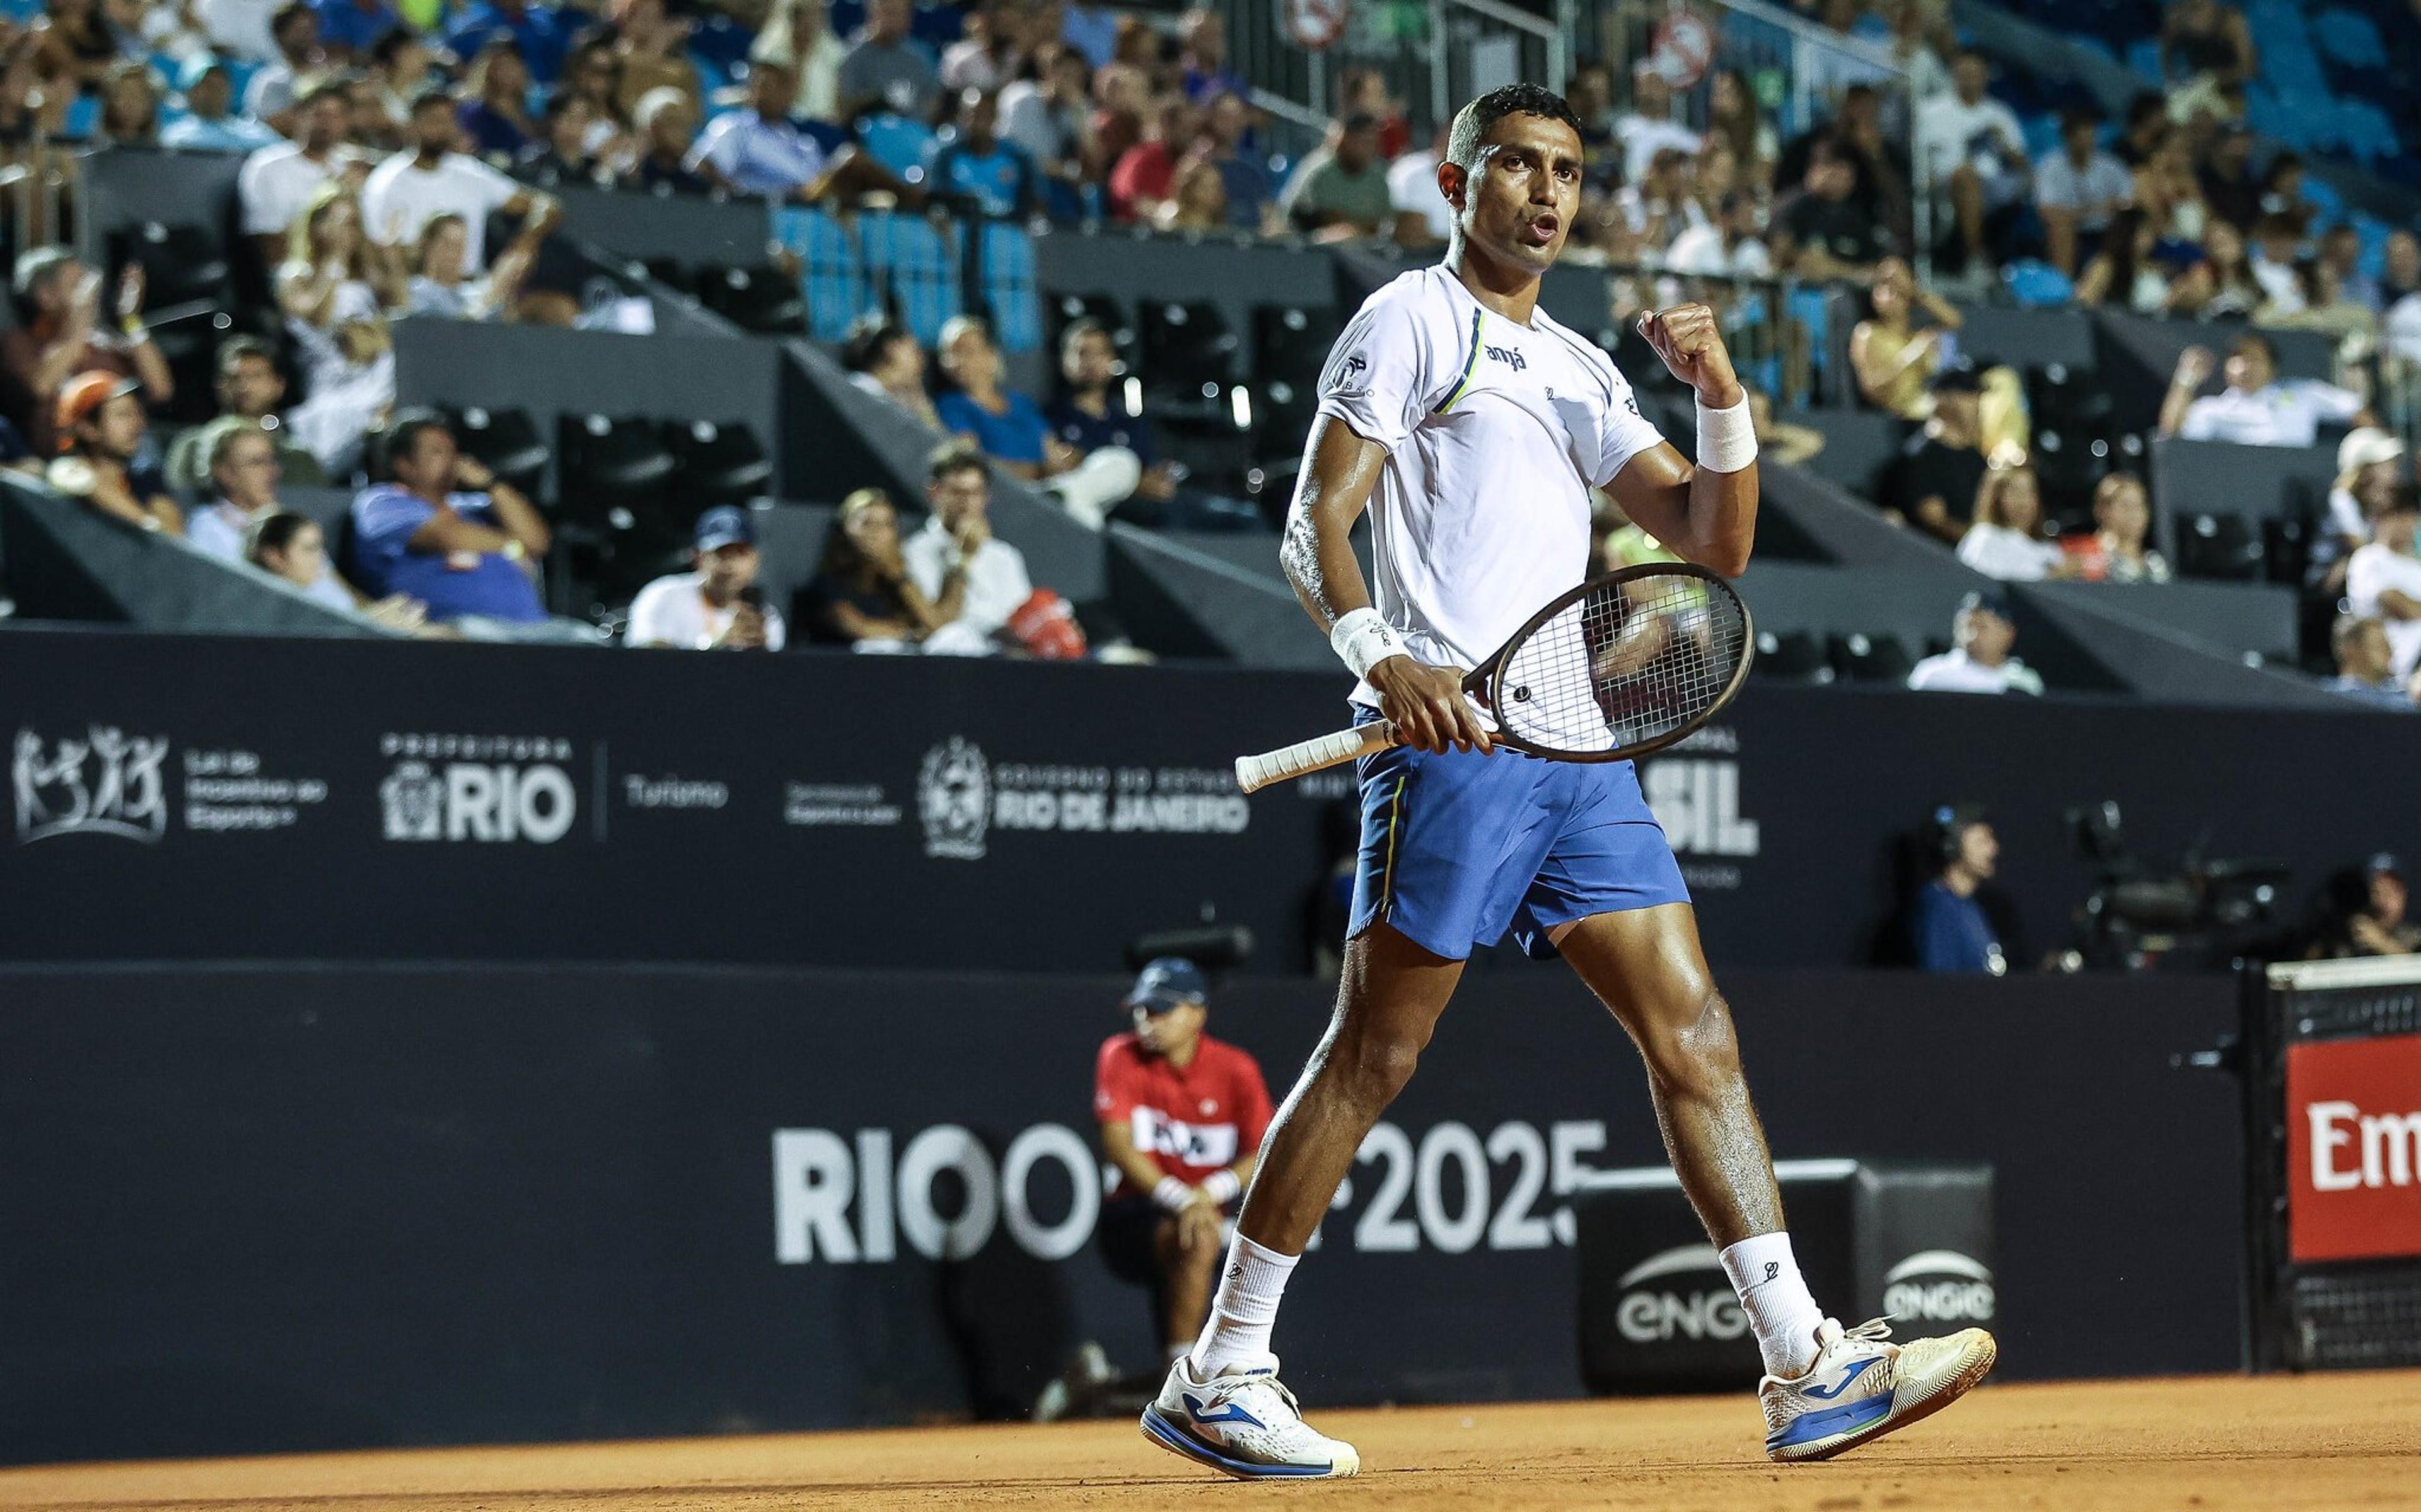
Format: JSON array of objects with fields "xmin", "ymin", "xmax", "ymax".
[
  {"xmin": 1695, "ymin": 394, "xmax": 1758, "ymax": 475},
  {"xmin": 1152, "ymin": 1175, "xmax": 1195, "ymax": 1213},
  {"xmin": 1201, "ymin": 1169, "xmax": 1241, "ymax": 1206},
  {"xmin": 1330, "ymin": 607, "xmax": 1405, "ymax": 681}
]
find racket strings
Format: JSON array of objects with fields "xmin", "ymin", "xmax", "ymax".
[{"xmin": 1495, "ymin": 572, "xmax": 1748, "ymax": 755}]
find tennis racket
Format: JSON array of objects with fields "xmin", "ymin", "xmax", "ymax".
[{"xmin": 1234, "ymin": 563, "xmax": 1755, "ymax": 794}]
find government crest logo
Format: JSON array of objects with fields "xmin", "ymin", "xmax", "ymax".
[
  {"xmin": 12, "ymin": 726, "xmax": 170, "ymax": 844},
  {"xmin": 380, "ymin": 759, "xmax": 444, "ymax": 841},
  {"xmin": 918, "ymin": 737, "xmax": 990, "ymax": 860}
]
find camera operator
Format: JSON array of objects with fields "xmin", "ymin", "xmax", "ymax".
[
  {"xmin": 1906, "ymin": 804, "xmax": 2008, "ymax": 974},
  {"xmin": 2309, "ymin": 853, "xmax": 2420, "ymax": 959}
]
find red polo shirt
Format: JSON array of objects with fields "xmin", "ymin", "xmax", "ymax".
[{"xmin": 1094, "ymin": 1030, "xmax": 1273, "ymax": 1197}]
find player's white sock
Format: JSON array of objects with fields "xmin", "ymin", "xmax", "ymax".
[
  {"xmin": 1721, "ymin": 1231, "xmax": 1825, "ymax": 1379},
  {"xmin": 1187, "ymin": 1232, "xmax": 1299, "ymax": 1378}
]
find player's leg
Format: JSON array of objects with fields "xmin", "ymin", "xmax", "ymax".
[
  {"xmin": 1553, "ymin": 903, "xmax": 1995, "ymax": 1461},
  {"xmin": 1141, "ymin": 922, "xmax": 1458, "ymax": 1480}
]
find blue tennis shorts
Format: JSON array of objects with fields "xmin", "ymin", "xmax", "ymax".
[{"xmin": 1346, "ymin": 705, "xmax": 1689, "ymax": 961}]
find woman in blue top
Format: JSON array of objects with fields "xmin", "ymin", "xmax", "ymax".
[{"xmin": 934, "ymin": 315, "xmax": 1141, "ymax": 526}]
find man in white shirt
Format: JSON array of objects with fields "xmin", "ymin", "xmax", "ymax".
[
  {"xmin": 1916, "ymin": 54, "xmax": 2028, "ymax": 277},
  {"xmin": 183, "ymin": 418, "xmax": 287, "ymax": 563},
  {"xmin": 2158, "ymin": 333, "xmax": 2365, "ymax": 448},
  {"xmin": 685, "ymin": 56, "xmax": 912, "ymax": 204},
  {"xmin": 625, "ymin": 505, "xmax": 787, "ymax": 650},
  {"xmin": 902, "ymin": 442, "xmax": 1033, "ymax": 655},
  {"xmin": 2347, "ymin": 495, "xmax": 2421, "ymax": 679},
  {"xmin": 1612, "ymin": 66, "xmax": 1700, "ymax": 190},
  {"xmin": 1144, "ymin": 82, "xmax": 1992, "ymax": 1485},
  {"xmin": 1907, "ymin": 591, "xmax": 2044, "ymax": 694},
  {"xmin": 1386, "ymin": 127, "xmax": 1452, "ymax": 245},
  {"xmin": 238, "ymin": 80, "xmax": 361, "ymax": 260},
  {"xmin": 2033, "ymin": 107, "xmax": 2132, "ymax": 277},
  {"xmin": 364, "ymin": 86, "xmax": 560, "ymax": 272}
]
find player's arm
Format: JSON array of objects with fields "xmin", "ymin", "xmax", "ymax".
[
  {"xmin": 1279, "ymin": 417, "xmax": 1492, "ymax": 756},
  {"xmin": 1605, "ymin": 304, "xmax": 1757, "ymax": 579}
]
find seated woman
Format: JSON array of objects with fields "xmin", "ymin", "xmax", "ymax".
[
  {"xmin": 272, "ymin": 184, "xmax": 405, "ymax": 476},
  {"xmin": 405, "ymin": 211, "xmax": 543, "ymax": 322},
  {"xmin": 934, "ymin": 313, "xmax": 1138, "ymax": 528},
  {"xmin": 1958, "ymin": 464, "xmax": 2079, "ymax": 581},
  {"xmin": 2074, "ymin": 207, "xmax": 2176, "ymax": 316},
  {"xmin": 2168, "ymin": 219, "xmax": 2263, "ymax": 320},
  {"xmin": 1850, "ymin": 258, "xmax": 2029, "ymax": 463},
  {"xmin": 799, "ymin": 488, "xmax": 947, "ymax": 649},
  {"xmin": 247, "ymin": 511, "xmax": 429, "ymax": 631},
  {"xmin": 2065, "ymin": 472, "xmax": 2171, "ymax": 584}
]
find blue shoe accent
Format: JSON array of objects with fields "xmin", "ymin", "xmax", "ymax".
[
  {"xmin": 1183, "ymin": 1392, "xmax": 1265, "ymax": 1429},
  {"xmin": 1140, "ymin": 1405, "xmax": 1337, "ymax": 1478},
  {"xmin": 1767, "ymin": 1392, "xmax": 1894, "ymax": 1450},
  {"xmin": 1801, "ymin": 1356, "xmax": 1883, "ymax": 1401}
]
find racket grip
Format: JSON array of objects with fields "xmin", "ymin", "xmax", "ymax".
[{"xmin": 1234, "ymin": 723, "xmax": 1396, "ymax": 794}]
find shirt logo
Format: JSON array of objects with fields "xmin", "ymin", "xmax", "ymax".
[
  {"xmin": 1130, "ymin": 1107, "xmax": 1240, "ymax": 1167},
  {"xmin": 1342, "ymin": 353, "xmax": 1368, "ymax": 377},
  {"xmin": 1483, "ymin": 343, "xmax": 1528, "ymax": 372}
]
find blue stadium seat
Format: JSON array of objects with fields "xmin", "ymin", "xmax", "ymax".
[
  {"xmin": 978, "ymin": 221, "xmax": 1042, "ymax": 354},
  {"xmin": 858, "ymin": 210, "xmax": 963, "ymax": 347},
  {"xmin": 2002, "ymin": 260, "xmax": 2075, "ymax": 309},
  {"xmin": 774, "ymin": 207, "xmax": 878, "ymax": 342},
  {"xmin": 2125, "ymin": 38, "xmax": 2165, "ymax": 85},
  {"xmin": 856, "ymin": 113, "xmax": 938, "ymax": 184},
  {"xmin": 2314, "ymin": 9, "xmax": 2388, "ymax": 68}
]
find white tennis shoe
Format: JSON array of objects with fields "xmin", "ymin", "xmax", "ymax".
[
  {"xmin": 1760, "ymin": 1316, "xmax": 1997, "ymax": 1462},
  {"xmin": 1140, "ymin": 1353, "xmax": 1361, "ymax": 1479}
]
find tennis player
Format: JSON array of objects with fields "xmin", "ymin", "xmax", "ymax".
[{"xmin": 1141, "ymin": 84, "xmax": 1995, "ymax": 1479}]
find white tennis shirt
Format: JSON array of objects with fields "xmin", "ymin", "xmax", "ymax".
[{"xmin": 1316, "ymin": 263, "xmax": 1667, "ymax": 717}]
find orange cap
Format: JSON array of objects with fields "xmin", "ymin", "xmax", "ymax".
[{"xmin": 54, "ymin": 371, "xmax": 142, "ymax": 451}]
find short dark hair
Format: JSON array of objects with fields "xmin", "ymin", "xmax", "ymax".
[
  {"xmin": 298, "ymin": 72, "xmax": 357, "ymax": 110},
  {"xmin": 840, "ymin": 314, "xmax": 912, "ymax": 372},
  {"xmin": 407, "ymin": 79, "xmax": 455, "ymax": 115},
  {"xmin": 2230, "ymin": 331, "xmax": 2276, "ymax": 364},
  {"xmin": 928, "ymin": 440, "xmax": 987, "ymax": 485},
  {"xmin": 216, "ymin": 334, "xmax": 275, "ymax": 376},
  {"xmin": 272, "ymin": 1, "xmax": 315, "ymax": 37},
  {"xmin": 369, "ymin": 26, "xmax": 419, "ymax": 67},
  {"xmin": 2060, "ymin": 105, "xmax": 2101, "ymax": 133},
  {"xmin": 376, "ymin": 408, "xmax": 452, "ymax": 479},
  {"xmin": 1444, "ymin": 84, "xmax": 1584, "ymax": 174},
  {"xmin": 247, "ymin": 511, "xmax": 316, "ymax": 566}
]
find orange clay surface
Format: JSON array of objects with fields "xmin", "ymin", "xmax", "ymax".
[{"xmin": 3, "ymin": 1371, "xmax": 2416, "ymax": 1511}]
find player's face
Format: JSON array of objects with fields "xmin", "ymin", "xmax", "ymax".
[{"xmin": 1448, "ymin": 113, "xmax": 1582, "ymax": 274}]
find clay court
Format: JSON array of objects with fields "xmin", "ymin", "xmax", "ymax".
[{"xmin": 3, "ymin": 1373, "xmax": 2413, "ymax": 1512}]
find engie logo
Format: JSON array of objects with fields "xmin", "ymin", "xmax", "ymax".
[
  {"xmin": 12, "ymin": 726, "xmax": 169, "ymax": 843},
  {"xmin": 1882, "ymin": 1249, "xmax": 1995, "ymax": 1323},
  {"xmin": 2287, "ymin": 1032, "xmax": 2421, "ymax": 1262},
  {"xmin": 1615, "ymin": 1244, "xmax": 1746, "ymax": 1344},
  {"xmin": 379, "ymin": 733, "xmax": 577, "ymax": 843}
]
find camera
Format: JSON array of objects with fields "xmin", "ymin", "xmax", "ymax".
[{"xmin": 2065, "ymin": 800, "xmax": 2289, "ymax": 971}]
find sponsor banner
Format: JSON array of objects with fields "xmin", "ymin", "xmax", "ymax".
[
  {"xmin": 1, "ymin": 626, "xmax": 2406, "ymax": 971},
  {"xmin": 0, "ymin": 961, "xmax": 2237, "ymax": 1463},
  {"xmin": 2286, "ymin": 1033, "xmax": 2421, "ymax": 1263}
]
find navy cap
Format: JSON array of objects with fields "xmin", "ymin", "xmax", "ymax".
[
  {"xmin": 1125, "ymin": 956, "xmax": 1208, "ymax": 1013},
  {"xmin": 1958, "ymin": 588, "xmax": 2014, "ymax": 621},
  {"xmin": 694, "ymin": 505, "xmax": 755, "ymax": 553}
]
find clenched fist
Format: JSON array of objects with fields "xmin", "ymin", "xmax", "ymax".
[{"xmin": 1636, "ymin": 303, "xmax": 1744, "ymax": 408}]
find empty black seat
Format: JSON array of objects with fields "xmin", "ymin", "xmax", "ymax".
[
  {"xmin": 1252, "ymin": 304, "xmax": 1343, "ymax": 391},
  {"xmin": 453, "ymin": 407, "xmax": 550, "ymax": 499},
  {"xmin": 2026, "ymin": 361, "xmax": 2110, "ymax": 435},
  {"xmin": 2174, "ymin": 512, "xmax": 2263, "ymax": 580},
  {"xmin": 1752, "ymin": 628, "xmax": 1833, "ymax": 683},
  {"xmin": 1829, "ymin": 630, "xmax": 1914, "ymax": 683},
  {"xmin": 110, "ymin": 221, "xmax": 231, "ymax": 310},
  {"xmin": 1137, "ymin": 299, "xmax": 1237, "ymax": 402},
  {"xmin": 2261, "ymin": 517, "xmax": 2309, "ymax": 586},
  {"xmin": 670, "ymin": 419, "xmax": 772, "ymax": 504},
  {"xmin": 696, "ymin": 264, "xmax": 807, "ymax": 335}
]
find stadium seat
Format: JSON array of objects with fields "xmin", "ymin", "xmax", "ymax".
[
  {"xmin": 1752, "ymin": 629, "xmax": 1834, "ymax": 684},
  {"xmin": 977, "ymin": 219, "xmax": 1042, "ymax": 354},
  {"xmin": 2261, "ymin": 517, "xmax": 2311, "ymax": 587},
  {"xmin": 2001, "ymin": 262, "xmax": 2074, "ymax": 309},
  {"xmin": 453, "ymin": 407, "xmax": 550, "ymax": 500},
  {"xmin": 1828, "ymin": 632, "xmax": 1915, "ymax": 684},
  {"xmin": 695, "ymin": 265, "xmax": 808, "ymax": 336},
  {"xmin": 857, "ymin": 211, "xmax": 963, "ymax": 348},
  {"xmin": 856, "ymin": 113, "xmax": 939, "ymax": 183},
  {"xmin": 668, "ymin": 420, "xmax": 772, "ymax": 506},
  {"xmin": 774, "ymin": 207, "xmax": 878, "ymax": 342},
  {"xmin": 1252, "ymin": 304, "xmax": 1344, "ymax": 393},
  {"xmin": 111, "ymin": 221, "xmax": 232, "ymax": 311},
  {"xmin": 2174, "ymin": 512, "xmax": 2264, "ymax": 580},
  {"xmin": 557, "ymin": 413, "xmax": 686, "ymax": 600},
  {"xmin": 1139, "ymin": 301, "xmax": 1239, "ymax": 403}
]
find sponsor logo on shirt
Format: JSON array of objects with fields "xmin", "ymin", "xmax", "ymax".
[
  {"xmin": 1132, "ymin": 1106, "xmax": 1241, "ymax": 1168},
  {"xmin": 1483, "ymin": 343, "xmax": 1528, "ymax": 372}
]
